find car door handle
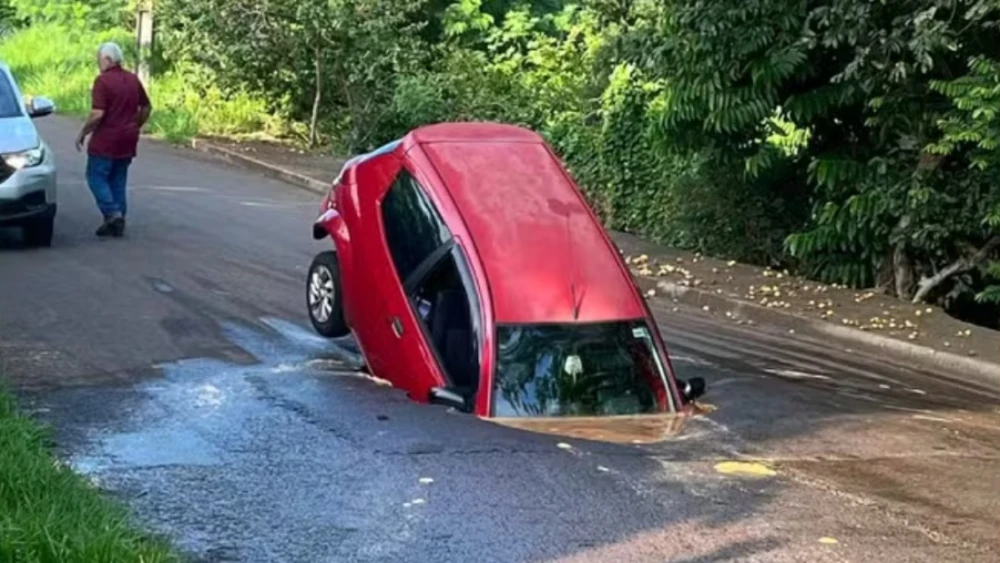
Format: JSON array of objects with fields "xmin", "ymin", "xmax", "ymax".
[{"xmin": 390, "ymin": 317, "xmax": 403, "ymax": 338}]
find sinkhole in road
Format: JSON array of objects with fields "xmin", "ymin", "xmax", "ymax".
[{"xmin": 62, "ymin": 312, "xmax": 722, "ymax": 480}]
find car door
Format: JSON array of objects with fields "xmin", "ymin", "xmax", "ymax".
[
  {"xmin": 342, "ymin": 157, "xmax": 398, "ymax": 381},
  {"xmin": 369, "ymin": 164, "xmax": 455, "ymax": 399}
]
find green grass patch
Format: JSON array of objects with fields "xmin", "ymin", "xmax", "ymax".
[
  {"xmin": 0, "ymin": 388, "xmax": 180, "ymax": 563},
  {"xmin": 0, "ymin": 23, "xmax": 285, "ymax": 143}
]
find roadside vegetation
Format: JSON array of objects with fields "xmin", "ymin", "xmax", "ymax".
[
  {"xmin": 1, "ymin": 0, "xmax": 997, "ymax": 328},
  {"xmin": 0, "ymin": 388, "xmax": 179, "ymax": 562}
]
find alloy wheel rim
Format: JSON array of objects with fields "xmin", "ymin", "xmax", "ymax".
[{"xmin": 308, "ymin": 266, "xmax": 335, "ymax": 323}]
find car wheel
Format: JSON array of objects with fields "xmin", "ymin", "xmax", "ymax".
[
  {"xmin": 307, "ymin": 251, "xmax": 349, "ymax": 338},
  {"xmin": 23, "ymin": 216, "xmax": 54, "ymax": 248}
]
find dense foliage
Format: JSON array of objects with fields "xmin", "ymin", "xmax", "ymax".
[
  {"xmin": 2, "ymin": 0, "xmax": 998, "ymax": 325},
  {"xmin": 639, "ymin": 0, "xmax": 1000, "ymax": 311},
  {"xmin": 0, "ymin": 0, "xmax": 19, "ymax": 35}
]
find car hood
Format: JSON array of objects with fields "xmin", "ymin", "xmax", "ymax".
[
  {"xmin": 490, "ymin": 413, "xmax": 690, "ymax": 444},
  {"xmin": 0, "ymin": 116, "xmax": 40, "ymax": 154}
]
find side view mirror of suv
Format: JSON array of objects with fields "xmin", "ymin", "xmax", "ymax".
[{"xmin": 27, "ymin": 96, "xmax": 55, "ymax": 118}]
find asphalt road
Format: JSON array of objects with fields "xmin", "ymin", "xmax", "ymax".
[{"xmin": 1, "ymin": 116, "xmax": 998, "ymax": 563}]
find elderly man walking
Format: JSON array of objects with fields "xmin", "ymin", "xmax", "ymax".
[{"xmin": 75, "ymin": 42, "xmax": 152, "ymax": 237}]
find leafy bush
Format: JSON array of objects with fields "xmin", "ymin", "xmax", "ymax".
[
  {"xmin": 0, "ymin": 25, "xmax": 132, "ymax": 115},
  {"xmin": 636, "ymin": 0, "xmax": 1000, "ymax": 309},
  {"xmin": 0, "ymin": 23, "xmax": 281, "ymax": 143},
  {"xmin": 10, "ymin": 0, "xmax": 129, "ymax": 29}
]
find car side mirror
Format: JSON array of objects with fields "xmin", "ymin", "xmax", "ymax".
[
  {"xmin": 27, "ymin": 96, "xmax": 55, "ymax": 118},
  {"xmin": 681, "ymin": 377, "xmax": 706, "ymax": 403},
  {"xmin": 429, "ymin": 387, "xmax": 467, "ymax": 411}
]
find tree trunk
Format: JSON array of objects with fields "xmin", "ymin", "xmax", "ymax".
[
  {"xmin": 309, "ymin": 48, "xmax": 322, "ymax": 149},
  {"xmin": 893, "ymin": 242, "xmax": 915, "ymax": 299},
  {"xmin": 874, "ymin": 248, "xmax": 896, "ymax": 294},
  {"xmin": 883, "ymin": 214, "xmax": 915, "ymax": 298},
  {"xmin": 912, "ymin": 235, "xmax": 1000, "ymax": 304}
]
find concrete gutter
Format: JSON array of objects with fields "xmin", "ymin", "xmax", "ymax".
[
  {"xmin": 190, "ymin": 139, "xmax": 329, "ymax": 194},
  {"xmin": 192, "ymin": 137, "xmax": 1000, "ymax": 389}
]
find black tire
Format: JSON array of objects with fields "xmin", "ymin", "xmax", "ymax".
[
  {"xmin": 23, "ymin": 216, "xmax": 54, "ymax": 248},
  {"xmin": 307, "ymin": 251, "xmax": 349, "ymax": 338}
]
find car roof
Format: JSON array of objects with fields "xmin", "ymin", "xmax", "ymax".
[
  {"xmin": 406, "ymin": 122, "xmax": 542, "ymax": 145},
  {"xmin": 405, "ymin": 123, "xmax": 646, "ymax": 325}
]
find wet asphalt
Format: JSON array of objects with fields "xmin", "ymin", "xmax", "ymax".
[{"xmin": 1, "ymin": 117, "xmax": 998, "ymax": 562}]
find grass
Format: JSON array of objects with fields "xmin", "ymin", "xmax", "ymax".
[
  {"xmin": 0, "ymin": 23, "xmax": 286, "ymax": 143},
  {"xmin": 0, "ymin": 388, "xmax": 180, "ymax": 563}
]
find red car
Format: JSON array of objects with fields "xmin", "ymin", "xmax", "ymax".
[{"xmin": 308, "ymin": 123, "xmax": 705, "ymax": 421}]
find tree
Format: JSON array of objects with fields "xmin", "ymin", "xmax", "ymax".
[
  {"xmin": 635, "ymin": 0, "xmax": 1000, "ymax": 306},
  {"xmin": 159, "ymin": 0, "xmax": 428, "ymax": 149},
  {"xmin": 926, "ymin": 54, "xmax": 1000, "ymax": 306}
]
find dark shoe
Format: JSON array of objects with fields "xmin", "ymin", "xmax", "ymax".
[
  {"xmin": 95, "ymin": 219, "xmax": 115, "ymax": 237},
  {"xmin": 110, "ymin": 217, "xmax": 126, "ymax": 238}
]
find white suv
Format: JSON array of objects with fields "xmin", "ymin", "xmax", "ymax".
[{"xmin": 0, "ymin": 61, "xmax": 57, "ymax": 247}]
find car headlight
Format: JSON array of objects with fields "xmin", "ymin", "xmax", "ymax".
[{"xmin": 3, "ymin": 146, "xmax": 45, "ymax": 170}]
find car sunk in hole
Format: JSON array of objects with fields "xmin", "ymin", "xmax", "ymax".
[{"xmin": 307, "ymin": 123, "xmax": 705, "ymax": 439}]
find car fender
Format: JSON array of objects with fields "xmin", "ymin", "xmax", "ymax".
[{"xmin": 313, "ymin": 206, "xmax": 360, "ymax": 324}]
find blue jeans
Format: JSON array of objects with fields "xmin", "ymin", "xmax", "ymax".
[{"xmin": 86, "ymin": 156, "xmax": 132, "ymax": 218}]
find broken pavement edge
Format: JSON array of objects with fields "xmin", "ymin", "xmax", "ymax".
[{"xmin": 190, "ymin": 138, "xmax": 1000, "ymax": 390}]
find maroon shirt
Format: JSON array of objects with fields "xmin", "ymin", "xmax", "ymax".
[{"xmin": 88, "ymin": 66, "xmax": 150, "ymax": 160}]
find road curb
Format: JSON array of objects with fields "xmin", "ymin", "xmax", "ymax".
[
  {"xmin": 190, "ymin": 139, "xmax": 330, "ymax": 195},
  {"xmin": 655, "ymin": 280, "xmax": 1000, "ymax": 388}
]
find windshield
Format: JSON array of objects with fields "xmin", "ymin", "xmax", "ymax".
[
  {"xmin": 492, "ymin": 321, "xmax": 671, "ymax": 417},
  {"xmin": 0, "ymin": 73, "xmax": 23, "ymax": 119}
]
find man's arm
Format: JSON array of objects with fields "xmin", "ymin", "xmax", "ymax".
[
  {"xmin": 137, "ymin": 104, "xmax": 151, "ymax": 128},
  {"xmin": 75, "ymin": 109, "xmax": 105, "ymax": 152},
  {"xmin": 76, "ymin": 78, "xmax": 107, "ymax": 152}
]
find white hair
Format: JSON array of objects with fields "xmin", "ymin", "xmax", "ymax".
[{"xmin": 97, "ymin": 42, "xmax": 124, "ymax": 64}]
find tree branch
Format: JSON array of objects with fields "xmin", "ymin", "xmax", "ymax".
[
  {"xmin": 911, "ymin": 235, "xmax": 1000, "ymax": 303},
  {"xmin": 309, "ymin": 45, "xmax": 322, "ymax": 148}
]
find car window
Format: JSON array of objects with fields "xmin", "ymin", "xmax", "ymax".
[
  {"xmin": 0, "ymin": 72, "xmax": 23, "ymax": 118},
  {"xmin": 411, "ymin": 247, "xmax": 481, "ymax": 395},
  {"xmin": 381, "ymin": 170, "xmax": 452, "ymax": 283}
]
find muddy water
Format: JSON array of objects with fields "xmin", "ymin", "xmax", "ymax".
[{"xmin": 491, "ymin": 413, "xmax": 691, "ymax": 444}]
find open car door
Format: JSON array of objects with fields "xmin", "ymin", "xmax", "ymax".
[{"xmin": 371, "ymin": 162, "xmax": 483, "ymax": 408}]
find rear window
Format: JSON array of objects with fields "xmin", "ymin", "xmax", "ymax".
[
  {"xmin": 492, "ymin": 321, "xmax": 670, "ymax": 417},
  {"xmin": 0, "ymin": 73, "xmax": 22, "ymax": 119}
]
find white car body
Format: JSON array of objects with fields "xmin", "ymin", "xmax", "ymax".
[{"xmin": 0, "ymin": 61, "xmax": 57, "ymax": 246}]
